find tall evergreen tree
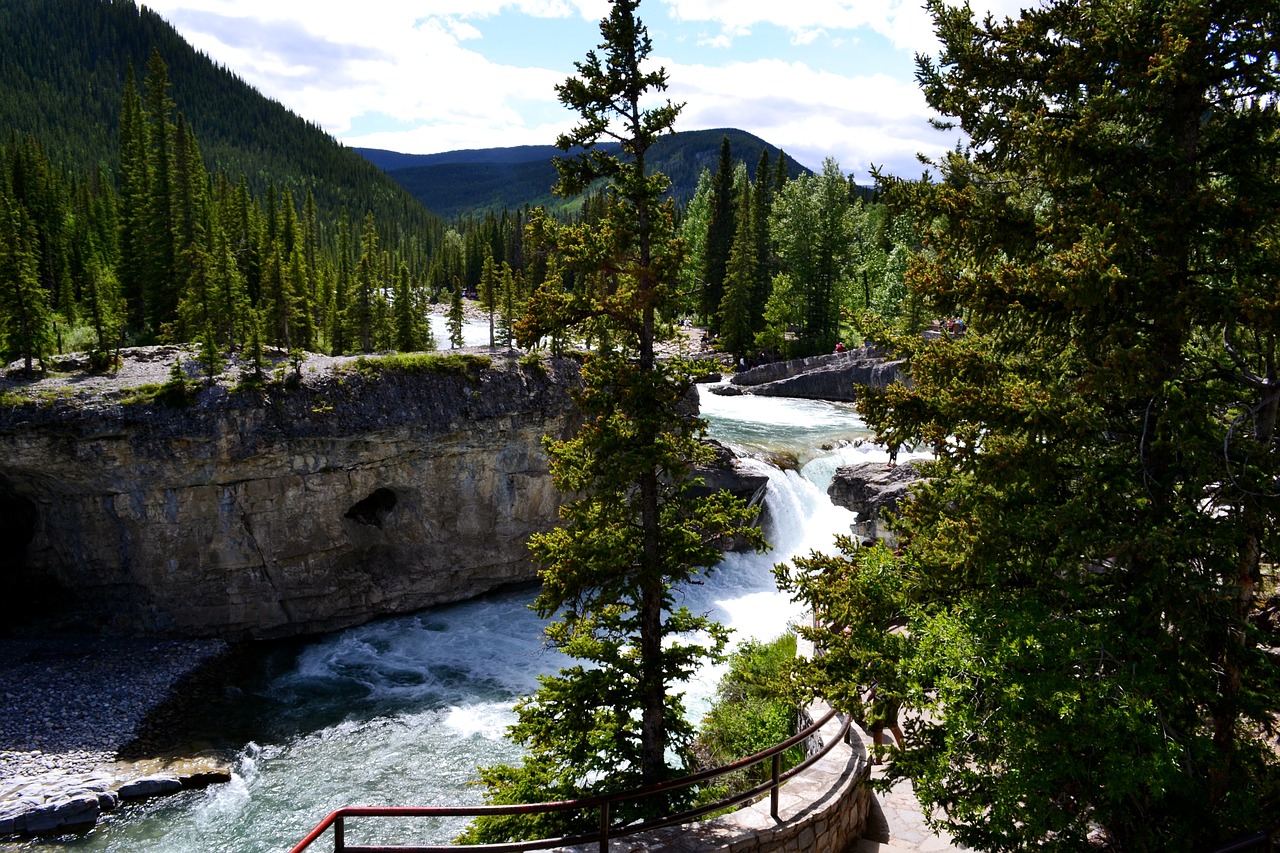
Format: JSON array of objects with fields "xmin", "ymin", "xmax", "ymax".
[
  {"xmin": 392, "ymin": 260, "xmax": 420, "ymax": 352},
  {"xmin": 465, "ymin": 1, "xmax": 764, "ymax": 843},
  {"xmin": 349, "ymin": 212, "xmax": 381, "ymax": 353},
  {"xmin": 81, "ymin": 250, "xmax": 123, "ymax": 363},
  {"xmin": 446, "ymin": 276, "xmax": 464, "ymax": 349},
  {"xmin": 791, "ymin": 0, "xmax": 1280, "ymax": 849},
  {"xmin": 141, "ymin": 48, "xmax": 178, "ymax": 337},
  {"xmin": 718, "ymin": 185, "xmax": 757, "ymax": 360},
  {"xmin": 0, "ymin": 197, "xmax": 53, "ymax": 373},
  {"xmin": 700, "ymin": 136, "xmax": 735, "ymax": 328},
  {"xmin": 749, "ymin": 149, "xmax": 774, "ymax": 333},
  {"xmin": 478, "ymin": 250, "xmax": 498, "ymax": 348}
]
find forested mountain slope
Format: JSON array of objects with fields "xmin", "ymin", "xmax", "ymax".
[
  {"xmin": 357, "ymin": 128, "xmax": 813, "ymax": 219},
  {"xmin": 0, "ymin": 0, "xmax": 439, "ymax": 235}
]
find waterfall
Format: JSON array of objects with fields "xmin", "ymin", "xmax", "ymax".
[{"xmin": 70, "ymin": 389, "xmax": 881, "ymax": 852}]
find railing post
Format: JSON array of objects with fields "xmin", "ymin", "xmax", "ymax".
[
  {"xmin": 334, "ymin": 815, "xmax": 344, "ymax": 852},
  {"xmin": 599, "ymin": 801, "xmax": 610, "ymax": 853},
  {"xmin": 771, "ymin": 753, "xmax": 782, "ymax": 822}
]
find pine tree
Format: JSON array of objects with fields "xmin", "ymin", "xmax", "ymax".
[
  {"xmin": 81, "ymin": 246, "xmax": 123, "ymax": 368},
  {"xmin": 700, "ymin": 136, "xmax": 735, "ymax": 328},
  {"xmin": 749, "ymin": 150, "xmax": 774, "ymax": 333},
  {"xmin": 392, "ymin": 260, "xmax": 419, "ymax": 352},
  {"xmin": 478, "ymin": 251, "xmax": 498, "ymax": 348},
  {"xmin": 141, "ymin": 49, "xmax": 178, "ymax": 337},
  {"xmin": 794, "ymin": 0, "xmax": 1280, "ymax": 848},
  {"xmin": 330, "ymin": 213, "xmax": 352, "ymax": 355},
  {"xmin": 496, "ymin": 262, "xmax": 520, "ymax": 350},
  {"xmin": 0, "ymin": 196, "xmax": 53, "ymax": 373},
  {"xmin": 464, "ymin": 1, "xmax": 765, "ymax": 843},
  {"xmin": 350, "ymin": 212, "xmax": 380, "ymax": 353},
  {"xmin": 447, "ymin": 276, "xmax": 464, "ymax": 349},
  {"xmin": 718, "ymin": 185, "xmax": 757, "ymax": 360}
]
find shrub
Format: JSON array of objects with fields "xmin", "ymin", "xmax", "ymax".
[
  {"xmin": 350, "ymin": 352, "xmax": 492, "ymax": 376},
  {"xmin": 693, "ymin": 632, "xmax": 803, "ymax": 805}
]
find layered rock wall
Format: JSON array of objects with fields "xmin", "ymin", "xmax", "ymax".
[
  {"xmin": 0, "ymin": 357, "xmax": 580, "ymax": 639},
  {"xmin": 721, "ymin": 347, "xmax": 905, "ymax": 402}
]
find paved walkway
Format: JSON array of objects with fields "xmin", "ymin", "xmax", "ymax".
[{"xmin": 848, "ymin": 723, "xmax": 969, "ymax": 853}]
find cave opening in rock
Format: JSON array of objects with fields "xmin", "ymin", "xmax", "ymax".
[
  {"xmin": 345, "ymin": 488, "xmax": 398, "ymax": 528},
  {"xmin": 0, "ymin": 478, "xmax": 64, "ymax": 624}
]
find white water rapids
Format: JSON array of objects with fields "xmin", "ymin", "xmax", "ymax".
[{"xmin": 39, "ymin": 385, "xmax": 910, "ymax": 852}]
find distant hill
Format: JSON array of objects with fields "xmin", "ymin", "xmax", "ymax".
[
  {"xmin": 0, "ymin": 0, "xmax": 440, "ymax": 237},
  {"xmin": 357, "ymin": 128, "xmax": 814, "ymax": 220}
]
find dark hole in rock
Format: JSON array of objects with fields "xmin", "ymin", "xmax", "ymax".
[
  {"xmin": 345, "ymin": 488, "xmax": 397, "ymax": 528},
  {"xmin": 0, "ymin": 479, "xmax": 37, "ymax": 575},
  {"xmin": 0, "ymin": 479, "xmax": 65, "ymax": 625}
]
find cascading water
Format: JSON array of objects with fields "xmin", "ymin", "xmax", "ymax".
[{"xmin": 40, "ymin": 385, "xmax": 900, "ymax": 852}]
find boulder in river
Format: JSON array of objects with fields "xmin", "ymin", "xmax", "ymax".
[{"xmin": 827, "ymin": 460, "xmax": 927, "ymax": 544}]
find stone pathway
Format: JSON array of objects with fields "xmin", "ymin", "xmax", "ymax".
[{"xmin": 848, "ymin": 724, "xmax": 969, "ymax": 853}]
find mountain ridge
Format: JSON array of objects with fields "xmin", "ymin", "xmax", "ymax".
[
  {"xmin": 0, "ymin": 0, "xmax": 439, "ymax": 236},
  {"xmin": 356, "ymin": 128, "xmax": 815, "ymax": 219}
]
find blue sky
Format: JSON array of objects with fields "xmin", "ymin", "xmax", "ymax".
[{"xmin": 141, "ymin": 0, "xmax": 1028, "ymax": 182}]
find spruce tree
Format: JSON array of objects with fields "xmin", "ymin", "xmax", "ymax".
[
  {"xmin": 700, "ymin": 136, "xmax": 735, "ymax": 329},
  {"xmin": 478, "ymin": 251, "xmax": 498, "ymax": 348},
  {"xmin": 116, "ymin": 64, "xmax": 149, "ymax": 332},
  {"xmin": 141, "ymin": 49, "xmax": 178, "ymax": 337},
  {"xmin": 718, "ymin": 185, "xmax": 757, "ymax": 360},
  {"xmin": 0, "ymin": 196, "xmax": 53, "ymax": 373},
  {"xmin": 791, "ymin": 0, "xmax": 1280, "ymax": 848},
  {"xmin": 82, "ymin": 250, "xmax": 123, "ymax": 367},
  {"xmin": 447, "ymin": 277, "xmax": 464, "ymax": 349},
  {"xmin": 750, "ymin": 149, "xmax": 774, "ymax": 333},
  {"xmin": 464, "ymin": 1, "xmax": 764, "ymax": 843}
]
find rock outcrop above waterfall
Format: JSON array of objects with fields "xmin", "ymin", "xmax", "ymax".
[
  {"xmin": 827, "ymin": 461, "xmax": 927, "ymax": 542},
  {"xmin": 0, "ymin": 349, "xmax": 582, "ymax": 639},
  {"xmin": 712, "ymin": 346, "xmax": 906, "ymax": 402}
]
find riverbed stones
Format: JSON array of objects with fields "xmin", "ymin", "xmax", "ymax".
[{"xmin": 0, "ymin": 635, "xmax": 232, "ymax": 840}]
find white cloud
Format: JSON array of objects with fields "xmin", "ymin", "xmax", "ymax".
[
  {"xmin": 135, "ymin": 0, "xmax": 983, "ymax": 175},
  {"xmin": 790, "ymin": 27, "xmax": 826, "ymax": 46},
  {"xmin": 660, "ymin": 0, "xmax": 1037, "ymax": 53},
  {"xmin": 142, "ymin": 2, "xmax": 575, "ymax": 147},
  {"xmin": 664, "ymin": 57, "xmax": 951, "ymax": 179}
]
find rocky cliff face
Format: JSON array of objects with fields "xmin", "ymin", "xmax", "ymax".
[
  {"xmin": 0, "ymin": 354, "xmax": 580, "ymax": 639},
  {"xmin": 714, "ymin": 347, "xmax": 905, "ymax": 402}
]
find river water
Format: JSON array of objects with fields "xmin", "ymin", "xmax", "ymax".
[{"xmin": 40, "ymin": 385, "xmax": 897, "ymax": 852}]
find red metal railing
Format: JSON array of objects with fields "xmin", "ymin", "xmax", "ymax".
[{"xmin": 289, "ymin": 706, "xmax": 851, "ymax": 853}]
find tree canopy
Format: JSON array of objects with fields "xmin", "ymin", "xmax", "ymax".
[
  {"xmin": 463, "ymin": 0, "xmax": 764, "ymax": 842},
  {"xmin": 785, "ymin": 0, "xmax": 1280, "ymax": 849}
]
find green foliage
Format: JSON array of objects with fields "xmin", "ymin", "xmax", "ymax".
[
  {"xmin": 517, "ymin": 351, "xmax": 545, "ymax": 372},
  {"xmin": 0, "ymin": 193, "xmax": 53, "ymax": 373},
  {"xmin": 768, "ymin": 158, "xmax": 857, "ymax": 356},
  {"xmin": 464, "ymin": 3, "xmax": 768, "ymax": 844},
  {"xmin": 0, "ymin": 0, "xmax": 441, "ymax": 242},
  {"xmin": 693, "ymin": 633, "xmax": 803, "ymax": 803},
  {"xmin": 717, "ymin": 186, "xmax": 758, "ymax": 359},
  {"xmin": 776, "ymin": 542, "xmax": 911, "ymax": 729},
  {"xmin": 446, "ymin": 279, "xmax": 465, "ymax": 349},
  {"xmin": 349, "ymin": 352, "xmax": 490, "ymax": 376},
  {"xmin": 797, "ymin": 1, "xmax": 1280, "ymax": 849}
]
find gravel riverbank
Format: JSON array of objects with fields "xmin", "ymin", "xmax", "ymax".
[{"xmin": 0, "ymin": 636, "xmax": 229, "ymax": 839}]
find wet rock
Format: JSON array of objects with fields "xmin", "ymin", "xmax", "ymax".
[
  {"xmin": 117, "ymin": 776, "xmax": 183, "ymax": 798},
  {"xmin": 828, "ymin": 461, "xmax": 927, "ymax": 543}
]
